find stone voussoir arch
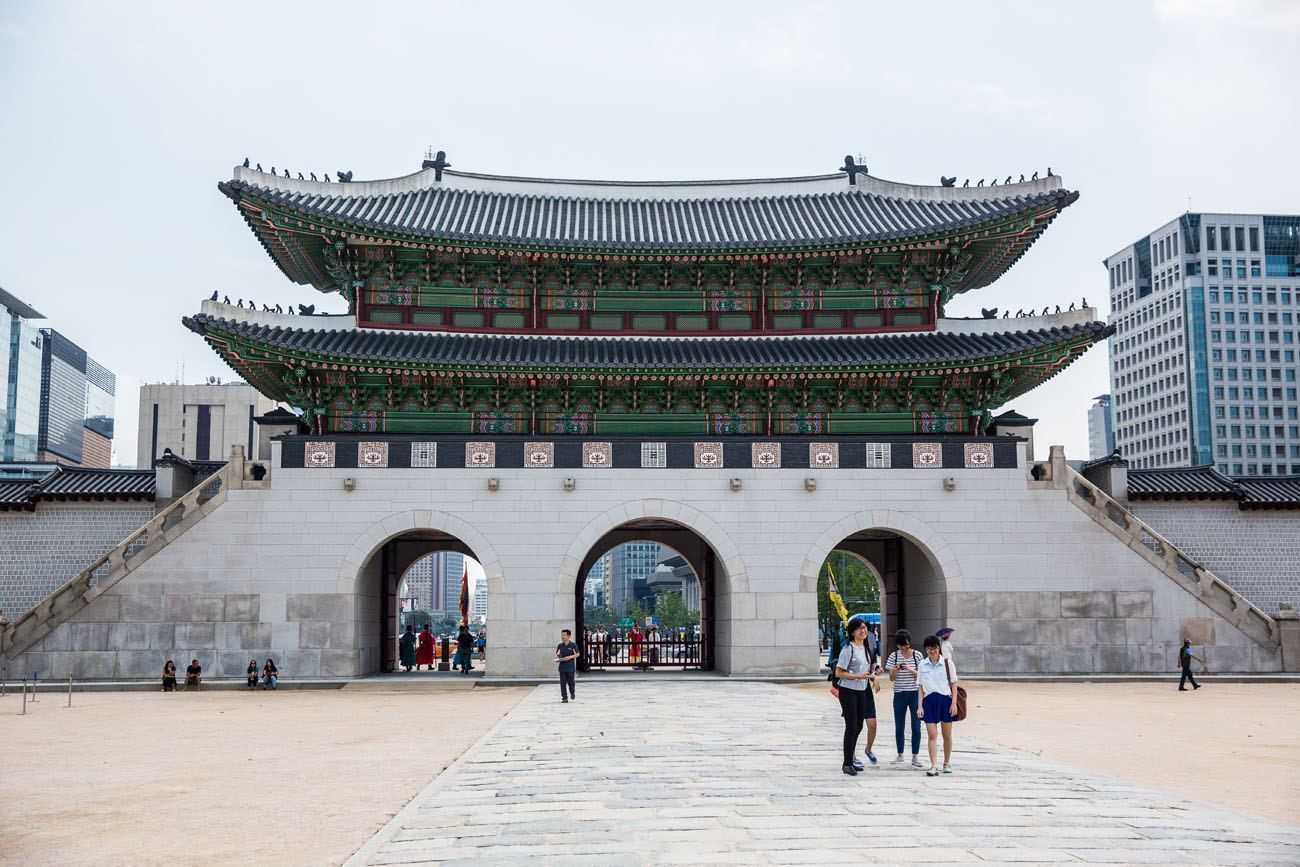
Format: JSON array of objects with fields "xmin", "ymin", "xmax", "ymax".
[
  {"xmin": 336, "ymin": 509, "xmax": 505, "ymax": 594},
  {"xmin": 555, "ymin": 498, "xmax": 749, "ymax": 595},
  {"xmin": 800, "ymin": 509, "xmax": 962, "ymax": 594}
]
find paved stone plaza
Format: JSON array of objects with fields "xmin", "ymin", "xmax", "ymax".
[{"xmin": 348, "ymin": 681, "xmax": 1300, "ymax": 865}]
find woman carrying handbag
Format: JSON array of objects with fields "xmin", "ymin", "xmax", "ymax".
[{"xmin": 917, "ymin": 635, "xmax": 962, "ymax": 777}]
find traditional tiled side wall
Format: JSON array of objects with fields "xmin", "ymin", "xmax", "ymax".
[
  {"xmin": 1129, "ymin": 501, "xmax": 1300, "ymax": 616},
  {"xmin": 0, "ymin": 502, "xmax": 153, "ymax": 617}
]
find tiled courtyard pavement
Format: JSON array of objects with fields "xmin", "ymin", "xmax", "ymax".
[{"xmin": 349, "ymin": 682, "xmax": 1300, "ymax": 866}]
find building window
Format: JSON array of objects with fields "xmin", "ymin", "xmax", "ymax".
[
  {"xmin": 410, "ymin": 442, "xmax": 437, "ymax": 468},
  {"xmin": 1222, "ymin": 227, "xmax": 1232, "ymax": 250},
  {"xmin": 864, "ymin": 444, "xmax": 891, "ymax": 468},
  {"xmin": 1207, "ymin": 226, "xmax": 1216, "ymax": 251},
  {"xmin": 640, "ymin": 442, "xmax": 667, "ymax": 468},
  {"xmin": 1250, "ymin": 226, "xmax": 1259, "ymax": 251}
]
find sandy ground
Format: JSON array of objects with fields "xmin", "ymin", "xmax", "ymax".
[
  {"xmin": 0, "ymin": 686, "xmax": 526, "ymax": 867},
  {"xmin": 792, "ymin": 679, "xmax": 1300, "ymax": 825}
]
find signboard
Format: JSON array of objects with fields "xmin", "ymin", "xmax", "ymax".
[
  {"xmin": 645, "ymin": 616, "xmax": 658, "ymax": 628},
  {"xmin": 400, "ymin": 597, "xmax": 418, "ymax": 613},
  {"xmin": 618, "ymin": 617, "xmax": 634, "ymax": 628}
]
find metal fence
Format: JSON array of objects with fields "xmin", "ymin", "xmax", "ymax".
[{"xmin": 581, "ymin": 633, "xmax": 703, "ymax": 670}]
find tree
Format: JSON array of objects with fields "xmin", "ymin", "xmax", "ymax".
[
  {"xmin": 651, "ymin": 590, "xmax": 700, "ymax": 631},
  {"xmin": 401, "ymin": 609, "xmax": 432, "ymax": 630},
  {"xmin": 816, "ymin": 554, "xmax": 880, "ymax": 635}
]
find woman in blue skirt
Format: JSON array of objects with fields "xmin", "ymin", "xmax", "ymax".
[{"xmin": 917, "ymin": 634, "xmax": 959, "ymax": 777}]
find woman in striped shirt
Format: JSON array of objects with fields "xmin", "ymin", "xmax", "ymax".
[{"xmin": 884, "ymin": 629, "xmax": 924, "ymax": 767}]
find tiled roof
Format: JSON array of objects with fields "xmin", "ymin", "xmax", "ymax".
[
  {"xmin": 1127, "ymin": 466, "xmax": 1300, "ymax": 509},
  {"xmin": 1127, "ymin": 466, "xmax": 1239, "ymax": 500},
  {"xmin": 222, "ymin": 174, "xmax": 1076, "ymax": 254},
  {"xmin": 184, "ymin": 313, "xmax": 1110, "ymax": 373},
  {"xmin": 0, "ymin": 466, "xmax": 156, "ymax": 510},
  {"xmin": 1237, "ymin": 477, "xmax": 1300, "ymax": 509}
]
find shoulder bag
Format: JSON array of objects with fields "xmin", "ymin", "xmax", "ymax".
[{"xmin": 945, "ymin": 657, "xmax": 968, "ymax": 721}]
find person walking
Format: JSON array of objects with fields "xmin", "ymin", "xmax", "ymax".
[
  {"xmin": 917, "ymin": 635, "xmax": 958, "ymax": 777},
  {"xmin": 556, "ymin": 628, "xmax": 580, "ymax": 702},
  {"xmin": 161, "ymin": 660, "xmax": 177, "ymax": 692},
  {"xmin": 1178, "ymin": 639, "xmax": 1204, "ymax": 691},
  {"xmin": 454, "ymin": 624, "xmax": 475, "ymax": 674},
  {"xmin": 884, "ymin": 629, "xmax": 924, "ymax": 767},
  {"xmin": 399, "ymin": 624, "xmax": 418, "ymax": 672},
  {"xmin": 826, "ymin": 623, "xmax": 844, "ymax": 673},
  {"xmin": 834, "ymin": 615, "xmax": 879, "ymax": 775},
  {"xmin": 246, "ymin": 658, "xmax": 259, "ymax": 689},
  {"xmin": 416, "ymin": 623, "xmax": 435, "ymax": 671}
]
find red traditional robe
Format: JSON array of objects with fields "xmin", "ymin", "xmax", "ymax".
[{"xmin": 416, "ymin": 629, "xmax": 436, "ymax": 666}]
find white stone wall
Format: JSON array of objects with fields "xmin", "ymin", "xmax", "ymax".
[
  {"xmin": 1130, "ymin": 500, "xmax": 1300, "ymax": 616},
  {"xmin": 8, "ymin": 442, "xmax": 1283, "ymax": 678},
  {"xmin": 0, "ymin": 502, "xmax": 153, "ymax": 617}
]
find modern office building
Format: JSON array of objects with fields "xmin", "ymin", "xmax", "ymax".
[
  {"xmin": 1, "ymin": 287, "xmax": 44, "ymax": 462},
  {"xmin": 137, "ymin": 381, "xmax": 280, "ymax": 468},
  {"xmin": 470, "ymin": 577, "xmax": 488, "ymax": 624},
  {"xmin": 1104, "ymin": 213, "xmax": 1300, "ymax": 475},
  {"xmin": 399, "ymin": 550, "xmax": 466, "ymax": 616},
  {"xmin": 608, "ymin": 541, "xmax": 662, "ymax": 614},
  {"xmin": 37, "ymin": 329, "xmax": 116, "ymax": 468},
  {"xmin": 583, "ymin": 553, "xmax": 610, "ymax": 609},
  {"xmin": 1087, "ymin": 394, "xmax": 1115, "ymax": 460}
]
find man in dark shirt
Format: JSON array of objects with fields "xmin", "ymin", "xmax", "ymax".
[{"xmin": 556, "ymin": 629, "xmax": 580, "ymax": 703}]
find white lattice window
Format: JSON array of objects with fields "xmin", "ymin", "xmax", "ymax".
[
  {"xmin": 864, "ymin": 443, "xmax": 891, "ymax": 468},
  {"xmin": 641, "ymin": 441, "xmax": 667, "ymax": 468},
  {"xmin": 411, "ymin": 442, "xmax": 437, "ymax": 468}
]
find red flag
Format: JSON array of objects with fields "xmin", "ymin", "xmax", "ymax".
[{"xmin": 458, "ymin": 565, "xmax": 470, "ymax": 625}]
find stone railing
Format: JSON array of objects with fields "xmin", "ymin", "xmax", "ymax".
[
  {"xmin": 1, "ymin": 448, "xmax": 249, "ymax": 660},
  {"xmin": 1058, "ymin": 458, "xmax": 1280, "ymax": 652}
]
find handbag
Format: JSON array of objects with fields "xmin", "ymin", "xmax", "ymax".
[{"xmin": 945, "ymin": 657, "xmax": 968, "ymax": 721}]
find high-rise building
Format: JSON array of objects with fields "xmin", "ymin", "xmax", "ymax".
[
  {"xmin": 37, "ymin": 328, "xmax": 116, "ymax": 468},
  {"xmin": 608, "ymin": 541, "xmax": 662, "ymax": 614},
  {"xmin": 584, "ymin": 553, "xmax": 610, "ymax": 608},
  {"xmin": 137, "ymin": 381, "xmax": 280, "ymax": 468},
  {"xmin": 1, "ymin": 287, "xmax": 43, "ymax": 462},
  {"xmin": 1104, "ymin": 213, "xmax": 1300, "ymax": 475},
  {"xmin": 470, "ymin": 577, "xmax": 488, "ymax": 624},
  {"xmin": 1087, "ymin": 394, "xmax": 1115, "ymax": 460}
]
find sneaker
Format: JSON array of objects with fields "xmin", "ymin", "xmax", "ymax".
[
  {"xmin": 911, "ymin": 757, "xmax": 923, "ymax": 768},
  {"xmin": 842, "ymin": 765, "xmax": 859, "ymax": 776},
  {"xmin": 852, "ymin": 759, "xmax": 864, "ymax": 770},
  {"xmin": 925, "ymin": 767, "xmax": 940, "ymax": 777},
  {"xmin": 942, "ymin": 764, "xmax": 953, "ymax": 774},
  {"xmin": 865, "ymin": 752, "xmax": 878, "ymax": 765},
  {"xmin": 891, "ymin": 756, "xmax": 906, "ymax": 764},
  {"xmin": 1193, "ymin": 684, "xmax": 1201, "ymax": 690},
  {"xmin": 562, "ymin": 698, "xmax": 568, "ymax": 703}
]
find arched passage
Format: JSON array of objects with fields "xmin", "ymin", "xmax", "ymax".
[
  {"xmin": 577, "ymin": 532, "xmax": 708, "ymax": 671},
  {"xmin": 343, "ymin": 511, "xmax": 501, "ymax": 676},
  {"xmin": 577, "ymin": 519, "xmax": 722, "ymax": 675},
  {"xmin": 805, "ymin": 513, "xmax": 956, "ymax": 649}
]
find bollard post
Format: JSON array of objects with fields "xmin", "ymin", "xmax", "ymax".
[
  {"xmin": 31, "ymin": 671, "xmax": 38, "ymax": 702},
  {"xmin": 20, "ymin": 678, "xmax": 27, "ymax": 715},
  {"xmin": 66, "ymin": 672, "xmax": 73, "ymax": 708},
  {"xmin": 1, "ymin": 664, "xmax": 6, "ymax": 698}
]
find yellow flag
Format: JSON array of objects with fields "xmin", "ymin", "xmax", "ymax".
[{"xmin": 826, "ymin": 562, "xmax": 849, "ymax": 626}]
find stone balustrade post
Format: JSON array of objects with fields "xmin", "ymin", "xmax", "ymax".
[
  {"xmin": 1049, "ymin": 444, "xmax": 1067, "ymax": 489},
  {"xmin": 1275, "ymin": 603, "xmax": 1300, "ymax": 672}
]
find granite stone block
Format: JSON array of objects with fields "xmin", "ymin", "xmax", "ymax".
[
  {"xmin": 121, "ymin": 595, "xmax": 164, "ymax": 623},
  {"xmin": 190, "ymin": 595, "xmax": 225, "ymax": 622},
  {"xmin": 1125, "ymin": 618, "xmax": 1153, "ymax": 645},
  {"xmin": 1014, "ymin": 592, "xmax": 1060, "ymax": 620},
  {"xmin": 178, "ymin": 622, "xmax": 217, "ymax": 647},
  {"xmin": 1064, "ymin": 618, "xmax": 1095, "ymax": 645},
  {"xmin": 1097, "ymin": 645, "xmax": 1138, "ymax": 673},
  {"xmin": 298, "ymin": 621, "xmax": 331, "ymax": 649},
  {"xmin": 238, "ymin": 622, "xmax": 272, "ymax": 648},
  {"xmin": 1114, "ymin": 590, "xmax": 1154, "ymax": 618},
  {"xmin": 1180, "ymin": 618, "xmax": 1215, "ymax": 645},
  {"xmin": 990, "ymin": 619, "xmax": 1037, "ymax": 646},
  {"xmin": 947, "ymin": 592, "xmax": 988, "ymax": 619},
  {"xmin": 70, "ymin": 622, "xmax": 111, "ymax": 652},
  {"xmin": 1061, "ymin": 591, "xmax": 1115, "ymax": 618},
  {"xmin": 223, "ymin": 594, "xmax": 260, "ymax": 622},
  {"xmin": 320, "ymin": 649, "xmax": 359, "ymax": 677},
  {"xmin": 1095, "ymin": 618, "xmax": 1127, "ymax": 645}
]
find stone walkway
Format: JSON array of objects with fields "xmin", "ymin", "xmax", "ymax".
[{"xmin": 348, "ymin": 682, "xmax": 1300, "ymax": 866}]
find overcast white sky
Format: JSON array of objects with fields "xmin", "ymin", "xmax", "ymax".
[{"xmin": 2, "ymin": 0, "xmax": 1298, "ymax": 466}]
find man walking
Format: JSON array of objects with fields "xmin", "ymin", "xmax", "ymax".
[
  {"xmin": 556, "ymin": 628, "xmax": 580, "ymax": 702},
  {"xmin": 1178, "ymin": 639, "xmax": 1204, "ymax": 691}
]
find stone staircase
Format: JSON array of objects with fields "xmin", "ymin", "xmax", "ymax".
[
  {"xmin": 1036, "ymin": 448, "xmax": 1280, "ymax": 653},
  {"xmin": 1, "ymin": 448, "xmax": 258, "ymax": 660}
]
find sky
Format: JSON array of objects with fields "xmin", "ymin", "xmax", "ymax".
[{"xmin": 1, "ymin": 0, "xmax": 1298, "ymax": 466}]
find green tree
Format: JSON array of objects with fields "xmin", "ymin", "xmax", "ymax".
[
  {"xmin": 816, "ymin": 554, "xmax": 880, "ymax": 635},
  {"xmin": 402, "ymin": 609, "xmax": 432, "ymax": 630},
  {"xmin": 651, "ymin": 590, "xmax": 700, "ymax": 631}
]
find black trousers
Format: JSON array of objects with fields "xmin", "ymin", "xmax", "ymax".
[
  {"xmin": 838, "ymin": 688, "xmax": 870, "ymax": 766},
  {"xmin": 1179, "ymin": 667, "xmax": 1199, "ymax": 689},
  {"xmin": 559, "ymin": 669, "xmax": 576, "ymax": 699}
]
